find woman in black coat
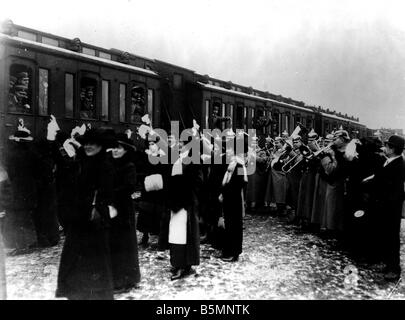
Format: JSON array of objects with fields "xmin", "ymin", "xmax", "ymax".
[
  {"xmin": 3, "ymin": 130, "xmax": 39, "ymax": 253},
  {"xmin": 110, "ymin": 134, "xmax": 141, "ymax": 293},
  {"xmin": 167, "ymin": 140, "xmax": 203, "ymax": 280},
  {"xmin": 56, "ymin": 128, "xmax": 116, "ymax": 300},
  {"xmin": 136, "ymin": 134, "xmax": 166, "ymax": 246},
  {"xmin": 220, "ymin": 137, "xmax": 248, "ymax": 262}
]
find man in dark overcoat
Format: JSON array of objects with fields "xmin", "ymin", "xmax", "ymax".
[{"xmin": 370, "ymin": 135, "xmax": 405, "ymax": 281}]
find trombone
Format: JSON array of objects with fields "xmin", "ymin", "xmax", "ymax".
[
  {"xmin": 281, "ymin": 142, "xmax": 334, "ymax": 173},
  {"xmin": 281, "ymin": 152, "xmax": 302, "ymax": 173}
]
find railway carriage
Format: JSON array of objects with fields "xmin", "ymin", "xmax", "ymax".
[
  {"xmin": 0, "ymin": 21, "xmax": 160, "ymax": 155},
  {"xmin": 0, "ymin": 20, "xmax": 370, "ymax": 156}
]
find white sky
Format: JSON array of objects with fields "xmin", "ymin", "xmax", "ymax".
[{"xmin": 2, "ymin": 0, "xmax": 405, "ymax": 131}]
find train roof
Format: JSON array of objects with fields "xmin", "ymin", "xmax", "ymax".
[
  {"xmin": 197, "ymin": 81, "xmax": 314, "ymax": 113},
  {"xmin": 320, "ymin": 112, "xmax": 360, "ymax": 124},
  {"xmin": 0, "ymin": 33, "xmax": 158, "ymax": 77}
]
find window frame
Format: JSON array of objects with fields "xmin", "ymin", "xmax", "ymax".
[
  {"xmin": 64, "ymin": 73, "xmax": 75, "ymax": 119},
  {"xmin": 7, "ymin": 60, "xmax": 35, "ymax": 115},
  {"xmin": 101, "ymin": 79, "xmax": 110, "ymax": 121},
  {"xmin": 119, "ymin": 83, "xmax": 127, "ymax": 123},
  {"xmin": 79, "ymin": 72, "xmax": 99, "ymax": 120},
  {"xmin": 173, "ymin": 73, "xmax": 183, "ymax": 90},
  {"xmin": 204, "ymin": 99, "xmax": 210, "ymax": 129},
  {"xmin": 147, "ymin": 88, "xmax": 154, "ymax": 126},
  {"xmin": 38, "ymin": 67, "xmax": 50, "ymax": 116}
]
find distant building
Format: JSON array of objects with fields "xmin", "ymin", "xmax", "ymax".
[{"xmin": 372, "ymin": 128, "xmax": 404, "ymax": 141}]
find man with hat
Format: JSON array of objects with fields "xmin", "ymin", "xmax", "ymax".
[
  {"xmin": 267, "ymin": 136, "xmax": 289, "ymax": 216},
  {"xmin": 319, "ymin": 129, "xmax": 352, "ymax": 236},
  {"xmin": 311, "ymin": 134, "xmax": 333, "ymax": 230},
  {"xmin": 368, "ymin": 135, "xmax": 405, "ymax": 281},
  {"xmin": 296, "ymin": 130, "xmax": 320, "ymax": 229},
  {"xmin": 284, "ymin": 135, "xmax": 304, "ymax": 223}
]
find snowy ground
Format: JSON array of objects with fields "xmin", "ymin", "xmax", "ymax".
[{"xmin": 4, "ymin": 214, "xmax": 405, "ymax": 300}]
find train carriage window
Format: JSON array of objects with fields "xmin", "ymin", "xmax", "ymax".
[
  {"xmin": 42, "ymin": 36, "xmax": 59, "ymax": 47},
  {"xmin": 147, "ymin": 89, "xmax": 154, "ymax": 125},
  {"xmin": 99, "ymin": 52, "xmax": 112, "ymax": 60},
  {"xmin": 17, "ymin": 30, "xmax": 36, "ymax": 41},
  {"xmin": 271, "ymin": 111, "xmax": 280, "ymax": 136},
  {"xmin": 38, "ymin": 68, "xmax": 49, "ymax": 116},
  {"xmin": 285, "ymin": 115, "xmax": 290, "ymax": 133},
  {"xmin": 130, "ymin": 84, "xmax": 145, "ymax": 124},
  {"xmin": 295, "ymin": 115, "xmax": 301, "ymax": 128},
  {"xmin": 173, "ymin": 74, "xmax": 183, "ymax": 89},
  {"xmin": 307, "ymin": 118, "xmax": 313, "ymax": 130},
  {"xmin": 80, "ymin": 78, "xmax": 97, "ymax": 119},
  {"xmin": 101, "ymin": 80, "xmax": 109, "ymax": 120},
  {"xmin": 65, "ymin": 73, "xmax": 74, "ymax": 118},
  {"xmin": 82, "ymin": 47, "xmax": 96, "ymax": 56},
  {"xmin": 119, "ymin": 84, "xmax": 126, "ymax": 122},
  {"xmin": 204, "ymin": 100, "xmax": 210, "ymax": 129},
  {"xmin": 8, "ymin": 64, "xmax": 33, "ymax": 114},
  {"xmin": 236, "ymin": 104, "xmax": 244, "ymax": 130}
]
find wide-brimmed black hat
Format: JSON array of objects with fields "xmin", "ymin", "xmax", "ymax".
[
  {"xmin": 385, "ymin": 135, "xmax": 405, "ymax": 150},
  {"xmin": 81, "ymin": 127, "xmax": 116, "ymax": 149},
  {"xmin": 116, "ymin": 133, "xmax": 136, "ymax": 151}
]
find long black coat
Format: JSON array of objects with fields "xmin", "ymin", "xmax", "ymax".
[
  {"xmin": 167, "ymin": 162, "xmax": 202, "ymax": 268},
  {"xmin": 370, "ymin": 156, "xmax": 405, "ymax": 269},
  {"xmin": 3, "ymin": 141, "xmax": 39, "ymax": 249},
  {"xmin": 136, "ymin": 152, "xmax": 166, "ymax": 235},
  {"xmin": 32, "ymin": 140, "xmax": 60, "ymax": 246},
  {"xmin": 56, "ymin": 150, "xmax": 115, "ymax": 300},
  {"xmin": 110, "ymin": 154, "xmax": 141, "ymax": 289},
  {"xmin": 52, "ymin": 141, "xmax": 81, "ymax": 230},
  {"xmin": 222, "ymin": 162, "xmax": 247, "ymax": 258}
]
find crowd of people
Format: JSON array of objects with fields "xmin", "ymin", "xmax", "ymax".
[
  {"xmin": 245, "ymin": 126, "xmax": 405, "ymax": 283},
  {"xmin": 0, "ymin": 113, "xmax": 404, "ymax": 300}
]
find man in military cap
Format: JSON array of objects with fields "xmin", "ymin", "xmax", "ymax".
[
  {"xmin": 320, "ymin": 129, "xmax": 353, "ymax": 236},
  {"xmin": 285, "ymin": 135, "xmax": 304, "ymax": 223},
  {"xmin": 369, "ymin": 135, "xmax": 405, "ymax": 281},
  {"xmin": 296, "ymin": 130, "xmax": 320, "ymax": 229}
]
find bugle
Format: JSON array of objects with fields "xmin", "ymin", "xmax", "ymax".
[{"xmin": 310, "ymin": 142, "xmax": 333, "ymax": 158}]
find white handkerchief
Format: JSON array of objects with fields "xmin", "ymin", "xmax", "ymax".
[{"xmin": 168, "ymin": 208, "xmax": 187, "ymax": 245}]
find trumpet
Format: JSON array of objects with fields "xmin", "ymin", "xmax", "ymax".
[{"xmin": 310, "ymin": 142, "xmax": 334, "ymax": 158}]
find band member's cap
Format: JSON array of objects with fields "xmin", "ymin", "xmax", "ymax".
[
  {"xmin": 292, "ymin": 135, "xmax": 301, "ymax": 142},
  {"xmin": 333, "ymin": 129, "xmax": 350, "ymax": 141}
]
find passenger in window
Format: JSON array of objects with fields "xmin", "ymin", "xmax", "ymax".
[
  {"xmin": 8, "ymin": 72, "xmax": 31, "ymax": 112},
  {"xmin": 130, "ymin": 86, "xmax": 145, "ymax": 123},
  {"xmin": 80, "ymin": 86, "xmax": 95, "ymax": 119}
]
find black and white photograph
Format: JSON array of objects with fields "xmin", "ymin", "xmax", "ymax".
[{"xmin": 1, "ymin": 0, "xmax": 405, "ymax": 303}]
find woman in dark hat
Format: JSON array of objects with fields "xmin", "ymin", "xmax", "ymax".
[
  {"xmin": 166, "ymin": 136, "xmax": 202, "ymax": 280},
  {"xmin": 136, "ymin": 132, "xmax": 166, "ymax": 247},
  {"xmin": 219, "ymin": 136, "xmax": 248, "ymax": 262},
  {"xmin": 56, "ymin": 128, "xmax": 116, "ymax": 300},
  {"xmin": 109, "ymin": 133, "xmax": 141, "ymax": 293}
]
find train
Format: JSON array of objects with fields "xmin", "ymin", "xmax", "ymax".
[{"xmin": 0, "ymin": 20, "xmax": 371, "ymax": 154}]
